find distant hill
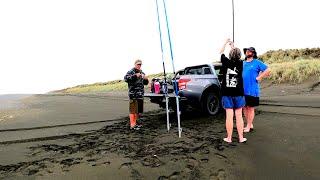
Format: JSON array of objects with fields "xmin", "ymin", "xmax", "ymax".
[
  {"xmin": 51, "ymin": 73, "xmax": 171, "ymax": 94},
  {"xmin": 52, "ymin": 48, "xmax": 320, "ymax": 94},
  {"xmin": 259, "ymin": 48, "xmax": 320, "ymax": 64}
]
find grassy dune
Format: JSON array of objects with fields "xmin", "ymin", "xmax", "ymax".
[
  {"xmin": 52, "ymin": 73, "xmax": 170, "ymax": 94},
  {"xmin": 259, "ymin": 48, "xmax": 320, "ymax": 64},
  {"xmin": 53, "ymin": 48, "xmax": 320, "ymax": 93},
  {"xmin": 259, "ymin": 48, "xmax": 320, "ymax": 83},
  {"xmin": 54, "ymin": 80, "xmax": 128, "ymax": 94},
  {"xmin": 268, "ymin": 59, "xmax": 320, "ymax": 83}
]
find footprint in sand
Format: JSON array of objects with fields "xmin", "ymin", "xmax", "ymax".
[
  {"xmin": 200, "ymin": 158, "xmax": 209, "ymax": 163},
  {"xmin": 158, "ymin": 171, "xmax": 181, "ymax": 180},
  {"xmin": 170, "ymin": 158, "xmax": 178, "ymax": 162},
  {"xmin": 210, "ymin": 169, "xmax": 227, "ymax": 180},
  {"xmin": 130, "ymin": 168, "xmax": 142, "ymax": 179},
  {"xmin": 93, "ymin": 161, "xmax": 111, "ymax": 167},
  {"xmin": 141, "ymin": 156, "xmax": 164, "ymax": 168},
  {"xmin": 27, "ymin": 169, "xmax": 39, "ymax": 176},
  {"xmin": 60, "ymin": 158, "xmax": 82, "ymax": 168},
  {"xmin": 119, "ymin": 162, "xmax": 132, "ymax": 169}
]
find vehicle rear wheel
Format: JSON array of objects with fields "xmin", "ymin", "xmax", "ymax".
[{"xmin": 203, "ymin": 92, "xmax": 220, "ymax": 116}]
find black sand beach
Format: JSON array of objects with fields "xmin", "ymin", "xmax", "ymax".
[{"xmin": 0, "ymin": 81, "xmax": 319, "ymax": 179}]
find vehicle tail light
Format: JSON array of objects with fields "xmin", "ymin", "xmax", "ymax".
[{"xmin": 178, "ymin": 78, "xmax": 191, "ymax": 90}]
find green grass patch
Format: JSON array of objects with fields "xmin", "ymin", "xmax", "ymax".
[
  {"xmin": 259, "ymin": 48, "xmax": 320, "ymax": 64},
  {"xmin": 52, "ymin": 73, "xmax": 173, "ymax": 94},
  {"xmin": 268, "ymin": 59, "xmax": 320, "ymax": 83}
]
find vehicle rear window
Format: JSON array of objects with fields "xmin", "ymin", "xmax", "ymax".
[{"xmin": 185, "ymin": 66, "xmax": 212, "ymax": 75}]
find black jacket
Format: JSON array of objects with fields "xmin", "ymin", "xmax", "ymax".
[
  {"xmin": 220, "ymin": 54, "xmax": 244, "ymax": 96},
  {"xmin": 124, "ymin": 68, "xmax": 149, "ymax": 99}
]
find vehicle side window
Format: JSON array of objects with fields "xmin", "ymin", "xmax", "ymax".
[
  {"xmin": 175, "ymin": 70, "xmax": 185, "ymax": 79},
  {"xmin": 185, "ymin": 66, "xmax": 211, "ymax": 75},
  {"xmin": 178, "ymin": 71, "xmax": 184, "ymax": 75},
  {"xmin": 214, "ymin": 65, "xmax": 223, "ymax": 83},
  {"xmin": 185, "ymin": 68, "xmax": 199, "ymax": 75},
  {"xmin": 203, "ymin": 67, "xmax": 212, "ymax": 74}
]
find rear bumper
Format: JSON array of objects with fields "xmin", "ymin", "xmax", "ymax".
[
  {"xmin": 144, "ymin": 92, "xmax": 178, "ymax": 98},
  {"xmin": 144, "ymin": 93, "xmax": 191, "ymax": 109}
]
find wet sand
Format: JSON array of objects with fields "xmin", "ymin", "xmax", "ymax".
[
  {"xmin": 0, "ymin": 94, "xmax": 159, "ymax": 143},
  {"xmin": 0, "ymin": 110, "xmax": 234, "ymax": 179},
  {"xmin": 0, "ymin": 81, "xmax": 319, "ymax": 179},
  {"xmin": 0, "ymin": 94, "xmax": 158, "ymax": 130}
]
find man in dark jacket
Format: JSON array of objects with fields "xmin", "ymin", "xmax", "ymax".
[{"xmin": 124, "ymin": 59, "xmax": 149, "ymax": 130}]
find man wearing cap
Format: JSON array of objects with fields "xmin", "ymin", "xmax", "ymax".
[
  {"xmin": 124, "ymin": 59, "xmax": 149, "ymax": 130},
  {"xmin": 242, "ymin": 47, "xmax": 271, "ymax": 132}
]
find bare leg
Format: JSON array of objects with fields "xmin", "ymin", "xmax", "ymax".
[
  {"xmin": 250, "ymin": 107, "xmax": 255, "ymax": 129},
  {"xmin": 250, "ymin": 107, "xmax": 256, "ymax": 129},
  {"xmin": 224, "ymin": 109, "xmax": 234, "ymax": 143},
  {"xmin": 243, "ymin": 107, "xmax": 249, "ymax": 126},
  {"xmin": 244, "ymin": 107, "xmax": 255, "ymax": 132},
  {"xmin": 235, "ymin": 108, "xmax": 247, "ymax": 142}
]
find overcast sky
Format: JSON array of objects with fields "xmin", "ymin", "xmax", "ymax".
[{"xmin": 0, "ymin": 0, "xmax": 319, "ymax": 94}]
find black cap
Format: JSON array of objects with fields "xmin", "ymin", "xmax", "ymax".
[
  {"xmin": 243, "ymin": 47, "xmax": 256, "ymax": 53},
  {"xmin": 243, "ymin": 47, "xmax": 258, "ymax": 58}
]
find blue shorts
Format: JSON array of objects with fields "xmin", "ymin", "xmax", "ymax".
[{"xmin": 222, "ymin": 96, "xmax": 245, "ymax": 109}]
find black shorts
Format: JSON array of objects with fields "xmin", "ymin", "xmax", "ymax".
[
  {"xmin": 129, "ymin": 98, "xmax": 144, "ymax": 114},
  {"xmin": 245, "ymin": 95, "xmax": 259, "ymax": 107}
]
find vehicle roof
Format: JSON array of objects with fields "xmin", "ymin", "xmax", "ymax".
[{"xmin": 183, "ymin": 62, "xmax": 222, "ymax": 69}]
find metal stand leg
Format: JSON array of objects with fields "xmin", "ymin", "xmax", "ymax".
[
  {"xmin": 175, "ymin": 96, "xmax": 182, "ymax": 138},
  {"xmin": 165, "ymin": 96, "xmax": 170, "ymax": 132}
]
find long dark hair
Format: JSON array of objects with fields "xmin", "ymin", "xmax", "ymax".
[{"xmin": 229, "ymin": 48, "xmax": 242, "ymax": 61}]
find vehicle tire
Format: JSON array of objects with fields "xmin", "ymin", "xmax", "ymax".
[{"xmin": 203, "ymin": 92, "xmax": 220, "ymax": 116}]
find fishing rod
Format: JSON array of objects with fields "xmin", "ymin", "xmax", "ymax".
[
  {"xmin": 162, "ymin": 0, "xmax": 182, "ymax": 138},
  {"xmin": 232, "ymin": 0, "xmax": 235, "ymax": 42},
  {"xmin": 155, "ymin": 0, "xmax": 170, "ymax": 132},
  {"xmin": 155, "ymin": 0, "xmax": 167, "ymax": 87}
]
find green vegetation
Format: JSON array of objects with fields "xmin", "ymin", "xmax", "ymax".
[
  {"xmin": 268, "ymin": 59, "xmax": 320, "ymax": 83},
  {"xmin": 53, "ymin": 80, "xmax": 128, "ymax": 94},
  {"xmin": 259, "ymin": 48, "xmax": 320, "ymax": 64},
  {"xmin": 258, "ymin": 48, "xmax": 320, "ymax": 83},
  {"xmin": 53, "ymin": 48, "xmax": 320, "ymax": 94},
  {"xmin": 52, "ymin": 73, "xmax": 172, "ymax": 94}
]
